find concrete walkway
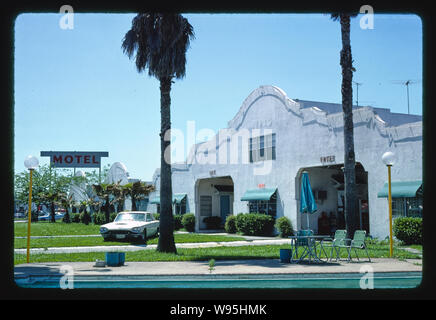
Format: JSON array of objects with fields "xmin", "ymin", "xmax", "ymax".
[
  {"xmin": 14, "ymin": 258, "xmax": 422, "ymax": 280},
  {"xmin": 14, "ymin": 238, "xmax": 292, "ymax": 254}
]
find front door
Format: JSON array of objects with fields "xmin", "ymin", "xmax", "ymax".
[{"xmin": 220, "ymin": 195, "xmax": 230, "ymax": 225}]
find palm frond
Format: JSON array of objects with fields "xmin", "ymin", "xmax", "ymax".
[{"xmin": 122, "ymin": 13, "xmax": 194, "ymax": 80}]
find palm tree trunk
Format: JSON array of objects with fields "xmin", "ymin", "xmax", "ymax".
[
  {"xmin": 157, "ymin": 76, "xmax": 177, "ymax": 253},
  {"xmin": 339, "ymin": 14, "xmax": 359, "ymax": 239}
]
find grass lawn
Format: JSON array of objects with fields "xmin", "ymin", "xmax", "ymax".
[
  {"xmin": 14, "ymin": 222, "xmax": 101, "ymax": 237},
  {"xmin": 14, "ymin": 242, "xmax": 421, "ymax": 265},
  {"xmin": 13, "ymin": 221, "xmax": 422, "ymax": 265},
  {"xmin": 14, "ymin": 233, "xmax": 246, "ymax": 249}
]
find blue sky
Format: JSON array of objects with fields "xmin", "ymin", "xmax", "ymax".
[{"xmin": 14, "ymin": 13, "xmax": 423, "ymax": 182}]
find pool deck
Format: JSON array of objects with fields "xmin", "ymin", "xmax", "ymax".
[{"xmin": 14, "ymin": 258, "xmax": 422, "ymax": 280}]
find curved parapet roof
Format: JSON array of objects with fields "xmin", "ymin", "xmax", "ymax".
[
  {"xmin": 177, "ymin": 85, "xmax": 422, "ymax": 167},
  {"xmin": 227, "ymin": 85, "xmax": 422, "ymax": 142}
]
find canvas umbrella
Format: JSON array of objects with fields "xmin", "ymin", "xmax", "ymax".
[{"xmin": 300, "ymin": 171, "xmax": 317, "ymax": 229}]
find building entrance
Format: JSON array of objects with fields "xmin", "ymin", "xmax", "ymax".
[
  {"xmin": 195, "ymin": 176, "xmax": 234, "ymax": 231},
  {"xmin": 295, "ymin": 163, "xmax": 369, "ymax": 235}
]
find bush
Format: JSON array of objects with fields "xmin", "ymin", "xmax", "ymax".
[
  {"xmin": 62, "ymin": 212, "xmax": 71, "ymax": 223},
  {"xmin": 93, "ymin": 212, "xmax": 106, "ymax": 225},
  {"xmin": 173, "ymin": 214, "xmax": 183, "ymax": 230},
  {"xmin": 79, "ymin": 211, "xmax": 92, "ymax": 225},
  {"xmin": 203, "ymin": 216, "xmax": 222, "ymax": 229},
  {"xmin": 393, "ymin": 217, "xmax": 422, "ymax": 245},
  {"xmin": 71, "ymin": 212, "xmax": 81, "ymax": 223},
  {"xmin": 110, "ymin": 212, "xmax": 118, "ymax": 222},
  {"xmin": 224, "ymin": 215, "xmax": 237, "ymax": 234},
  {"xmin": 153, "ymin": 213, "xmax": 160, "ymax": 220},
  {"xmin": 275, "ymin": 216, "xmax": 294, "ymax": 238},
  {"xmin": 182, "ymin": 213, "xmax": 196, "ymax": 232},
  {"xmin": 235, "ymin": 213, "xmax": 275, "ymax": 236}
]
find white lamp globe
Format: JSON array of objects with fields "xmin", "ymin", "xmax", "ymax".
[
  {"xmin": 24, "ymin": 155, "xmax": 39, "ymax": 170},
  {"xmin": 382, "ymin": 151, "xmax": 396, "ymax": 166}
]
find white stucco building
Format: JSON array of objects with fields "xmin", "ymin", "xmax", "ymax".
[{"xmin": 148, "ymin": 85, "xmax": 423, "ymax": 239}]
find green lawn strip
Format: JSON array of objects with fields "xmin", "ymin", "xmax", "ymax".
[
  {"xmin": 14, "ymin": 233, "xmax": 246, "ymax": 249},
  {"xmin": 14, "ymin": 222, "xmax": 101, "ymax": 237},
  {"xmin": 14, "ymin": 243, "xmax": 421, "ymax": 265}
]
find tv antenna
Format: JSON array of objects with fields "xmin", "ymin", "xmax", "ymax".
[
  {"xmin": 391, "ymin": 79, "xmax": 421, "ymax": 114},
  {"xmin": 353, "ymin": 81, "xmax": 363, "ymax": 107}
]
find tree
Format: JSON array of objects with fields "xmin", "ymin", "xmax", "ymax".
[
  {"xmin": 130, "ymin": 181, "xmax": 155, "ymax": 211},
  {"xmin": 14, "ymin": 164, "xmax": 72, "ymax": 222},
  {"xmin": 92, "ymin": 183, "xmax": 114, "ymax": 224},
  {"xmin": 331, "ymin": 13, "xmax": 360, "ymax": 239},
  {"xmin": 122, "ymin": 13, "xmax": 194, "ymax": 253}
]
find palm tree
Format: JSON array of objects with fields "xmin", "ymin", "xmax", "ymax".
[
  {"xmin": 122, "ymin": 13, "xmax": 194, "ymax": 253},
  {"xmin": 331, "ymin": 13, "xmax": 360, "ymax": 239}
]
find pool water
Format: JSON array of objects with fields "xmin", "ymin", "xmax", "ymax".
[{"xmin": 16, "ymin": 272, "xmax": 422, "ymax": 289}]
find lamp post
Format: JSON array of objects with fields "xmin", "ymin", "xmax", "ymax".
[
  {"xmin": 382, "ymin": 151, "xmax": 396, "ymax": 258},
  {"xmin": 24, "ymin": 155, "xmax": 39, "ymax": 263}
]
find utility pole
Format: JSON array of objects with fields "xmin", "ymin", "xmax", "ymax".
[
  {"xmin": 391, "ymin": 79, "xmax": 420, "ymax": 114},
  {"xmin": 353, "ymin": 81, "xmax": 363, "ymax": 106}
]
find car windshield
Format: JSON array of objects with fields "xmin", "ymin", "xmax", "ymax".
[{"xmin": 115, "ymin": 213, "xmax": 146, "ymax": 222}]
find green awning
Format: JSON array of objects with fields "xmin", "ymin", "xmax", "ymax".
[
  {"xmin": 241, "ymin": 188, "xmax": 277, "ymax": 201},
  {"xmin": 150, "ymin": 193, "xmax": 187, "ymax": 204},
  {"xmin": 377, "ymin": 180, "xmax": 422, "ymax": 198}
]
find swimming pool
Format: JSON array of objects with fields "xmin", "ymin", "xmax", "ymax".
[{"xmin": 16, "ymin": 272, "xmax": 422, "ymax": 289}]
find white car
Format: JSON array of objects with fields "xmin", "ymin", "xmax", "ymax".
[{"xmin": 99, "ymin": 211, "xmax": 159, "ymax": 243}]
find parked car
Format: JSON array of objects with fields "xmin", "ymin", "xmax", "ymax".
[
  {"xmin": 38, "ymin": 211, "xmax": 65, "ymax": 221},
  {"xmin": 100, "ymin": 211, "xmax": 159, "ymax": 243},
  {"xmin": 14, "ymin": 212, "xmax": 26, "ymax": 219}
]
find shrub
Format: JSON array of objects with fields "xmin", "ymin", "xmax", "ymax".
[
  {"xmin": 235, "ymin": 213, "xmax": 275, "ymax": 236},
  {"xmin": 224, "ymin": 215, "xmax": 237, "ymax": 234},
  {"xmin": 153, "ymin": 213, "xmax": 160, "ymax": 220},
  {"xmin": 71, "ymin": 212, "xmax": 81, "ymax": 223},
  {"xmin": 393, "ymin": 217, "xmax": 422, "ymax": 245},
  {"xmin": 62, "ymin": 212, "xmax": 71, "ymax": 223},
  {"xmin": 203, "ymin": 216, "xmax": 222, "ymax": 229},
  {"xmin": 173, "ymin": 214, "xmax": 183, "ymax": 230},
  {"xmin": 110, "ymin": 212, "xmax": 118, "ymax": 222},
  {"xmin": 93, "ymin": 212, "xmax": 106, "ymax": 225},
  {"xmin": 182, "ymin": 213, "xmax": 196, "ymax": 232},
  {"xmin": 275, "ymin": 216, "xmax": 294, "ymax": 238},
  {"xmin": 79, "ymin": 211, "xmax": 92, "ymax": 225}
]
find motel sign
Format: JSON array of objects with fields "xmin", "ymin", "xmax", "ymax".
[{"xmin": 40, "ymin": 151, "xmax": 109, "ymax": 168}]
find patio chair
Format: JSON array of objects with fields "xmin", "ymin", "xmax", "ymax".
[
  {"xmin": 328, "ymin": 229, "xmax": 348, "ymax": 261},
  {"xmin": 347, "ymin": 230, "xmax": 371, "ymax": 262},
  {"xmin": 292, "ymin": 229, "xmax": 314, "ymax": 262}
]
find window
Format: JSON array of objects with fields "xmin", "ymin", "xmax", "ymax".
[
  {"xmin": 200, "ymin": 195, "xmax": 212, "ymax": 217},
  {"xmin": 248, "ymin": 193, "xmax": 277, "ymax": 216},
  {"xmin": 175, "ymin": 198, "xmax": 187, "ymax": 215},
  {"xmin": 392, "ymin": 197, "xmax": 423, "ymax": 218},
  {"xmin": 249, "ymin": 133, "xmax": 276, "ymax": 163}
]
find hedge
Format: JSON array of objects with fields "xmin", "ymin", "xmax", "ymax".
[
  {"xmin": 224, "ymin": 215, "xmax": 237, "ymax": 234},
  {"xmin": 275, "ymin": 216, "xmax": 294, "ymax": 238},
  {"xmin": 393, "ymin": 217, "xmax": 422, "ymax": 245},
  {"xmin": 182, "ymin": 213, "xmax": 196, "ymax": 232},
  {"xmin": 234, "ymin": 213, "xmax": 275, "ymax": 236}
]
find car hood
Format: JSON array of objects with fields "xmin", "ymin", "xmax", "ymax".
[{"xmin": 101, "ymin": 221, "xmax": 148, "ymax": 230}]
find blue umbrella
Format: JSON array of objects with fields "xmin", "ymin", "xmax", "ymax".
[{"xmin": 300, "ymin": 171, "xmax": 317, "ymax": 229}]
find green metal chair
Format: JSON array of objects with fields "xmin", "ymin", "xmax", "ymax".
[
  {"xmin": 329, "ymin": 229, "xmax": 348, "ymax": 261},
  {"xmin": 292, "ymin": 229, "xmax": 314, "ymax": 262},
  {"xmin": 347, "ymin": 230, "xmax": 371, "ymax": 262}
]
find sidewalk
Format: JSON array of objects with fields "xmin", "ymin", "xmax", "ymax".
[
  {"xmin": 14, "ymin": 235, "xmax": 291, "ymax": 254},
  {"xmin": 14, "ymin": 258, "xmax": 422, "ymax": 280}
]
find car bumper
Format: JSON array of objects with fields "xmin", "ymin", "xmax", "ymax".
[{"xmin": 101, "ymin": 230, "xmax": 143, "ymax": 240}]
